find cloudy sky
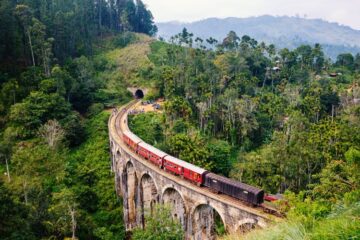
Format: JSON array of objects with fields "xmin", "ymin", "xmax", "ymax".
[{"xmin": 142, "ymin": 0, "xmax": 360, "ymax": 30}]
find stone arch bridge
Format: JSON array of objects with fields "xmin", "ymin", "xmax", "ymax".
[{"xmin": 108, "ymin": 101, "xmax": 281, "ymax": 239}]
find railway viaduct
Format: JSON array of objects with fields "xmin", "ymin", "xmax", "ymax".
[{"xmin": 108, "ymin": 101, "xmax": 280, "ymax": 239}]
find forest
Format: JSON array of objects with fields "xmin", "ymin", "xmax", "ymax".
[
  {"xmin": 0, "ymin": 0, "xmax": 360, "ymax": 239},
  {"xmin": 129, "ymin": 30, "xmax": 360, "ymax": 238},
  {"xmin": 0, "ymin": 0, "xmax": 154, "ymax": 239}
]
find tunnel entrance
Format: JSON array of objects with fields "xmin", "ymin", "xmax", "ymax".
[{"xmin": 135, "ymin": 89, "xmax": 144, "ymax": 99}]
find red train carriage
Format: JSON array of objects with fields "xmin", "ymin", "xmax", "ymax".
[
  {"xmin": 137, "ymin": 142, "xmax": 151, "ymax": 159},
  {"xmin": 163, "ymin": 156, "xmax": 208, "ymax": 185},
  {"xmin": 137, "ymin": 142, "xmax": 168, "ymax": 168},
  {"xmin": 163, "ymin": 156, "xmax": 183, "ymax": 175},
  {"xmin": 146, "ymin": 144, "xmax": 167, "ymax": 167},
  {"xmin": 122, "ymin": 130, "xmax": 142, "ymax": 152},
  {"xmin": 264, "ymin": 194, "xmax": 283, "ymax": 202},
  {"xmin": 182, "ymin": 161, "xmax": 208, "ymax": 185}
]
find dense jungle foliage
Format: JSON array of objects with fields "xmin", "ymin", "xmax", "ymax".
[
  {"xmin": 0, "ymin": 0, "xmax": 155, "ymax": 239},
  {"xmin": 0, "ymin": 0, "xmax": 359, "ymax": 238},
  {"xmin": 128, "ymin": 29, "xmax": 360, "ymax": 238}
]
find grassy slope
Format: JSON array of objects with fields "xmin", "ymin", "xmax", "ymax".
[{"xmin": 96, "ymin": 33, "xmax": 155, "ymax": 89}]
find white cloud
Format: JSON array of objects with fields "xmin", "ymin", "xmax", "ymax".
[{"xmin": 142, "ymin": 0, "xmax": 360, "ymax": 30}]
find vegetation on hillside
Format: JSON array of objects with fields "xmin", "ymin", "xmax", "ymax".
[
  {"xmin": 132, "ymin": 204, "xmax": 184, "ymax": 240},
  {"xmin": 0, "ymin": 0, "xmax": 155, "ymax": 238},
  {"xmin": 128, "ymin": 28, "xmax": 360, "ymax": 238},
  {"xmin": 1, "ymin": 0, "xmax": 359, "ymax": 238}
]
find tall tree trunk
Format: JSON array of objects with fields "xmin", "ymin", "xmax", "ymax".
[
  {"xmin": 27, "ymin": 30, "xmax": 35, "ymax": 66},
  {"xmin": 5, "ymin": 157, "xmax": 11, "ymax": 182},
  {"xmin": 23, "ymin": 181, "xmax": 28, "ymax": 204},
  {"xmin": 98, "ymin": 0, "xmax": 102, "ymax": 37},
  {"xmin": 70, "ymin": 206, "xmax": 77, "ymax": 240}
]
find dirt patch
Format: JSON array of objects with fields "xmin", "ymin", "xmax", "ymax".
[{"xmin": 132, "ymin": 100, "xmax": 165, "ymax": 114}]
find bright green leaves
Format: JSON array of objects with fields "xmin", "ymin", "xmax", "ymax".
[
  {"xmin": 128, "ymin": 112, "xmax": 164, "ymax": 145},
  {"xmin": 9, "ymin": 91, "xmax": 72, "ymax": 138},
  {"xmin": 132, "ymin": 204, "xmax": 184, "ymax": 240}
]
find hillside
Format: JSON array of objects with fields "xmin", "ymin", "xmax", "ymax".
[{"xmin": 157, "ymin": 15, "xmax": 360, "ymax": 59}]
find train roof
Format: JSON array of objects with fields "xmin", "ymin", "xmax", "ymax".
[
  {"xmin": 205, "ymin": 172, "xmax": 264, "ymax": 194},
  {"xmin": 164, "ymin": 155, "xmax": 208, "ymax": 174},
  {"xmin": 123, "ymin": 130, "xmax": 143, "ymax": 144},
  {"xmin": 138, "ymin": 142, "xmax": 168, "ymax": 158}
]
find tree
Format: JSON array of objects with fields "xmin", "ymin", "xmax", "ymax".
[
  {"xmin": 312, "ymin": 43, "xmax": 325, "ymax": 73},
  {"xmin": 129, "ymin": 112, "xmax": 164, "ymax": 145},
  {"xmin": 14, "ymin": 5, "xmax": 35, "ymax": 66},
  {"xmin": 38, "ymin": 119, "xmax": 65, "ymax": 149},
  {"xmin": 49, "ymin": 188, "xmax": 79, "ymax": 240},
  {"xmin": 312, "ymin": 160, "xmax": 356, "ymax": 202},
  {"xmin": 30, "ymin": 18, "xmax": 53, "ymax": 76},
  {"xmin": 354, "ymin": 54, "xmax": 360, "ymax": 72},
  {"xmin": 9, "ymin": 91, "xmax": 72, "ymax": 138},
  {"xmin": 168, "ymin": 133, "xmax": 212, "ymax": 170},
  {"xmin": 222, "ymin": 31, "xmax": 240, "ymax": 50},
  {"xmin": 132, "ymin": 204, "xmax": 184, "ymax": 240},
  {"xmin": 0, "ymin": 179, "xmax": 34, "ymax": 240},
  {"xmin": 207, "ymin": 140, "xmax": 231, "ymax": 176},
  {"xmin": 134, "ymin": 0, "xmax": 157, "ymax": 36},
  {"xmin": 164, "ymin": 97, "xmax": 192, "ymax": 122},
  {"xmin": 11, "ymin": 142, "xmax": 65, "ymax": 205},
  {"xmin": 336, "ymin": 53, "xmax": 354, "ymax": 69}
]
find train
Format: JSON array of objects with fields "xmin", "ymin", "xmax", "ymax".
[{"xmin": 122, "ymin": 130, "xmax": 265, "ymax": 205}]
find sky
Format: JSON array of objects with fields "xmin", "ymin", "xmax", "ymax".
[{"xmin": 142, "ymin": 0, "xmax": 360, "ymax": 30}]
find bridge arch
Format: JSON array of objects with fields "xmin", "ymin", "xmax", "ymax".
[
  {"xmin": 140, "ymin": 172, "xmax": 159, "ymax": 225},
  {"xmin": 115, "ymin": 149, "xmax": 121, "ymax": 161},
  {"xmin": 125, "ymin": 160, "xmax": 138, "ymax": 228},
  {"xmin": 235, "ymin": 218, "xmax": 259, "ymax": 233},
  {"xmin": 161, "ymin": 186, "xmax": 187, "ymax": 230},
  {"xmin": 191, "ymin": 203, "xmax": 226, "ymax": 240}
]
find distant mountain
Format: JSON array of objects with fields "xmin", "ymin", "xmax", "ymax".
[{"xmin": 156, "ymin": 16, "xmax": 360, "ymax": 60}]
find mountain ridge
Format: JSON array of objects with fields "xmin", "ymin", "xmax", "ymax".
[{"xmin": 156, "ymin": 15, "xmax": 360, "ymax": 59}]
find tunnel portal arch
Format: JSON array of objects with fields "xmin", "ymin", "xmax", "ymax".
[{"xmin": 135, "ymin": 89, "xmax": 144, "ymax": 99}]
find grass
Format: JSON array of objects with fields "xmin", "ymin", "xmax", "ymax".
[
  {"xmin": 95, "ymin": 33, "xmax": 155, "ymax": 89},
  {"xmin": 220, "ymin": 202, "xmax": 360, "ymax": 240}
]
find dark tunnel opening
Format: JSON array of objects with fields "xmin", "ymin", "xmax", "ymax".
[{"xmin": 135, "ymin": 89, "xmax": 144, "ymax": 99}]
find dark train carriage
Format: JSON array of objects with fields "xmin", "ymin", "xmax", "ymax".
[
  {"xmin": 203, "ymin": 172, "xmax": 264, "ymax": 205},
  {"xmin": 123, "ymin": 130, "xmax": 142, "ymax": 152},
  {"xmin": 138, "ymin": 142, "xmax": 167, "ymax": 167}
]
